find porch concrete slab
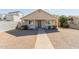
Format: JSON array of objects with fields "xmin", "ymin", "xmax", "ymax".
[{"xmin": 35, "ymin": 29, "xmax": 54, "ymax": 49}]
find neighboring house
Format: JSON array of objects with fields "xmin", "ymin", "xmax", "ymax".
[
  {"xmin": 0, "ymin": 14, "xmax": 5, "ymax": 21},
  {"xmin": 0, "ymin": 11, "xmax": 23, "ymax": 22},
  {"xmin": 68, "ymin": 16, "xmax": 79, "ymax": 29},
  {"xmin": 20, "ymin": 9, "xmax": 58, "ymax": 29}
]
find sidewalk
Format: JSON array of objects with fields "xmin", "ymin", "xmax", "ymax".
[{"xmin": 35, "ymin": 29, "xmax": 54, "ymax": 49}]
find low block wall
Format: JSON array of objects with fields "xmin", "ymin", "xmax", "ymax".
[
  {"xmin": 69, "ymin": 24, "xmax": 79, "ymax": 30},
  {"xmin": 0, "ymin": 21, "xmax": 18, "ymax": 32}
]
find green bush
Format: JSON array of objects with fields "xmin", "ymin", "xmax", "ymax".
[
  {"xmin": 59, "ymin": 15, "xmax": 69, "ymax": 28},
  {"xmin": 53, "ymin": 26, "xmax": 57, "ymax": 29}
]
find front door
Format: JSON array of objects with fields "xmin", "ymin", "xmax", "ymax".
[{"xmin": 38, "ymin": 20, "xmax": 41, "ymax": 28}]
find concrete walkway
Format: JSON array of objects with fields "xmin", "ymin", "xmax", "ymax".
[{"xmin": 35, "ymin": 29, "xmax": 54, "ymax": 49}]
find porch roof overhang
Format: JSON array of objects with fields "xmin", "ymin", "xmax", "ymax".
[{"xmin": 21, "ymin": 9, "xmax": 58, "ymax": 21}]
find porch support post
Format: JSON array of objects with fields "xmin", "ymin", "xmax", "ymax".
[
  {"xmin": 34, "ymin": 19, "xmax": 36, "ymax": 29},
  {"xmin": 55, "ymin": 19, "xmax": 58, "ymax": 28}
]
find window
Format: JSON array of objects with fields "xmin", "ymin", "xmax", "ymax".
[
  {"xmin": 29, "ymin": 20, "xmax": 32, "ymax": 24},
  {"xmin": 4, "ymin": 18, "xmax": 6, "ymax": 19},
  {"xmin": 0, "ymin": 18, "xmax": 1, "ymax": 20},
  {"xmin": 48, "ymin": 20, "xmax": 51, "ymax": 24}
]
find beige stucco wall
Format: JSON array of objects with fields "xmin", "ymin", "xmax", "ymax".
[{"xmin": 21, "ymin": 20, "xmax": 36, "ymax": 29}]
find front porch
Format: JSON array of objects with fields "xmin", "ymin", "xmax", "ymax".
[{"xmin": 22, "ymin": 19, "xmax": 58, "ymax": 29}]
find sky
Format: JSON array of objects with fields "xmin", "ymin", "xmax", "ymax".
[{"xmin": 0, "ymin": 9, "xmax": 79, "ymax": 16}]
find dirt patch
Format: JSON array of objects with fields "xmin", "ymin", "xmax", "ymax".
[{"xmin": 0, "ymin": 30, "xmax": 37, "ymax": 49}]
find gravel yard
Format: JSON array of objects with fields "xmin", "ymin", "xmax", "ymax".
[{"xmin": 46, "ymin": 28, "xmax": 79, "ymax": 49}]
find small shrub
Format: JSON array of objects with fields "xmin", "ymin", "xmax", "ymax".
[
  {"xmin": 48, "ymin": 26, "xmax": 51, "ymax": 29},
  {"xmin": 62, "ymin": 22, "xmax": 69, "ymax": 28},
  {"xmin": 20, "ymin": 25, "xmax": 28, "ymax": 30},
  {"xmin": 53, "ymin": 26, "xmax": 57, "ymax": 29}
]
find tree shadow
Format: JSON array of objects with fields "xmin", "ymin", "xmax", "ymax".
[{"xmin": 6, "ymin": 29, "xmax": 59, "ymax": 37}]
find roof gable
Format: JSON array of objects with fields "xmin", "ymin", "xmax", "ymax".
[{"xmin": 22, "ymin": 9, "xmax": 57, "ymax": 20}]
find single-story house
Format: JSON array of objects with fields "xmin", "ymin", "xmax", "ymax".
[{"xmin": 19, "ymin": 9, "xmax": 58, "ymax": 29}]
